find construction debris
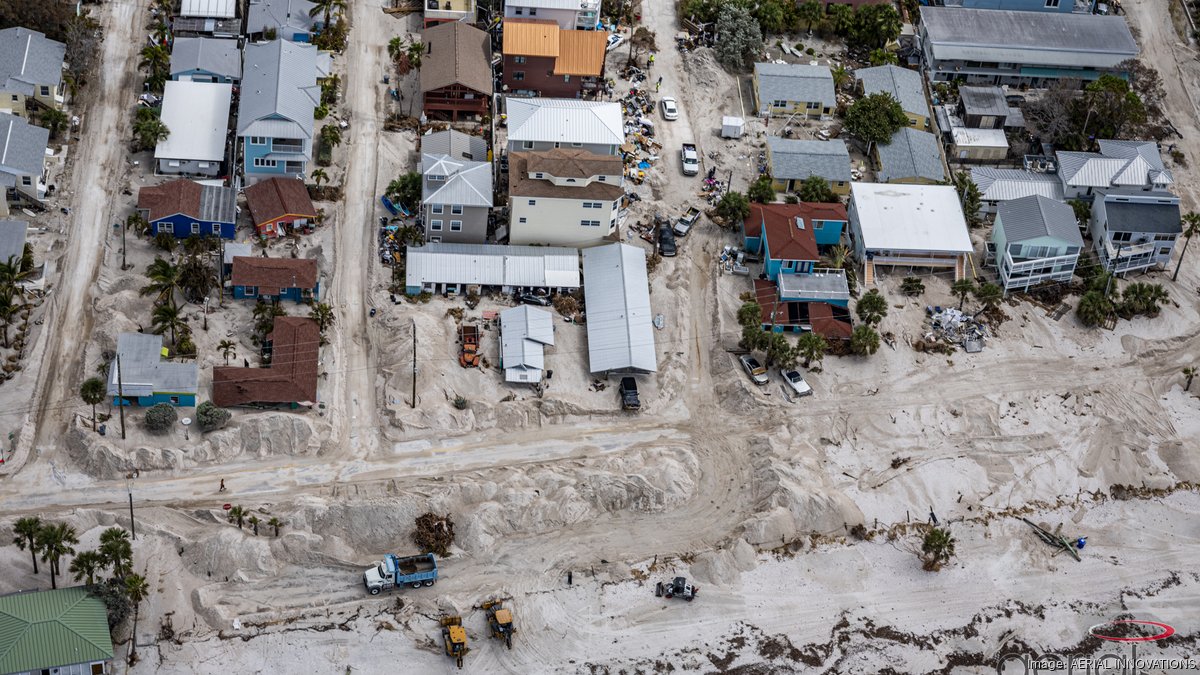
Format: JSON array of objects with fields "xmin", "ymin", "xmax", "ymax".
[
  {"xmin": 922, "ymin": 306, "xmax": 989, "ymax": 352},
  {"xmin": 1021, "ymin": 518, "xmax": 1085, "ymax": 562},
  {"xmin": 412, "ymin": 512, "xmax": 455, "ymax": 557}
]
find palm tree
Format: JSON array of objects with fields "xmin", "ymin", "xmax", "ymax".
[
  {"xmin": 69, "ymin": 550, "xmax": 106, "ymax": 586},
  {"xmin": 99, "ymin": 528, "xmax": 133, "ymax": 579},
  {"xmin": 80, "ymin": 377, "xmax": 107, "ymax": 430},
  {"xmin": 828, "ymin": 3, "xmax": 855, "ymax": 35},
  {"xmin": 1172, "ymin": 212, "xmax": 1200, "ymax": 281},
  {"xmin": 309, "ymin": 302, "xmax": 335, "ymax": 336},
  {"xmin": 311, "ymin": 168, "xmax": 329, "ymax": 188},
  {"xmin": 249, "ymin": 515, "xmax": 261, "ymax": 536},
  {"xmin": 40, "ymin": 108, "xmax": 69, "ymax": 140},
  {"xmin": 228, "ymin": 505, "xmax": 246, "ymax": 529},
  {"xmin": 37, "ymin": 522, "xmax": 78, "ymax": 589},
  {"xmin": 798, "ymin": 0, "xmax": 823, "ymax": 34},
  {"xmin": 405, "ymin": 40, "xmax": 424, "ymax": 70},
  {"xmin": 151, "ymin": 302, "xmax": 186, "ymax": 346},
  {"xmin": 178, "ymin": 255, "xmax": 216, "ymax": 303},
  {"xmin": 320, "ymin": 124, "xmax": 342, "ymax": 148},
  {"xmin": 950, "ymin": 278, "xmax": 975, "ymax": 311},
  {"xmin": 13, "ymin": 516, "xmax": 43, "ymax": 575},
  {"xmin": 139, "ymin": 44, "xmax": 170, "ymax": 92},
  {"xmin": 133, "ymin": 108, "xmax": 170, "ymax": 151},
  {"xmin": 831, "ymin": 65, "xmax": 851, "ymax": 92},
  {"xmin": 0, "ymin": 287, "xmax": 17, "ymax": 349},
  {"xmin": 796, "ymin": 332, "xmax": 828, "ymax": 368},
  {"xmin": 308, "ymin": 0, "xmax": 347, "ymax": 28},
  {"xmin": 855, "ymin": 289, "xmax": 888, "ymax": 325},
  {"xmin": 127, "ymin": 212, "xmax": 151, "ymax": 237},
  {"xmin": 268, "ymin": 517, "xmax": 282, "ymax": 537},
  {"xmin": 920, "ymin": 527, "xmax": 956, "ymax": 571},
  {"xmin": 140, "ymin": 257, "xmax": 180, "ymax": 306},
  {"xmin": 901, "ymin": 277, "xmax": 925, "ymax": 296},
  {"xmin": 849, "ymin": 324, "xmax": 880, "ymax": 356},
  {"xmin": 1183, "ymin": 366, "xmax": 1197, "ymax": 392},
  {"xmin": 973, "ymin": 282, "xmax": 1003, "ymax": 311},
  {"xmin": 125, "ymin": 573, "xmax": 150, "ymax": 662},
  {"xmin": 387, "ymin": 36, "xmax": 404, "ymax": 62},
  {"xmin": 218, "ymin": 340, "xmax": 237, "ymax": 365},
  {"xmin": 1076, "ymin": 290, "xmax": 1113, "ymax": 328}
]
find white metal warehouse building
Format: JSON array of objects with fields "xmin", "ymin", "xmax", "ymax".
[
  {"xmin": 581, "ymin": 243, "xmax": 657, "ymax": 375},
  {"xmin": 404, "ymin": 243, "xmax": 580, "ymax": 295},
  {"xmin": 155, "ymin": 80, "xmax": 232, "ymax": 177}
]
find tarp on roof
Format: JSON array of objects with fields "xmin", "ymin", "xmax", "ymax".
[{"xmin": 582, "ymin": 243, "xmax": 657, "ymax": 374}]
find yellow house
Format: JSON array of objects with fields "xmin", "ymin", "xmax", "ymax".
[
  {"xmin": 753, "ymin": 62, "xmax": 835, "ymax": 120},
  {"xmin": 855, "ymin": 64, "xmax": 931, "ymax": 131},
  {"xmin": 767, "ymin": 137, "xmax": 852, "ymax": 196},
  {"xmin": 0, "ymin": 27, "xmax": 67, "ymax": 118}
]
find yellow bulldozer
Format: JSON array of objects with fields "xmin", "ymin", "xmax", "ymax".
[
  {"xmin": 481, "ymin": 600, "xmax": 515, "ymax": 649},
  {"xmin": 440, "ymin": 616, "xmax": 469, "ymax": 669}
]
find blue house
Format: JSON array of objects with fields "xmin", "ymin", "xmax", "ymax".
[
  {"xmin": 230, "ymin": 256, "xmax": 319, "ymax": 303},
  {"xmin": 169, "ymin": 37, "xmax": 242, "ymax": 84},
  {"xmin": 107, "ymin": 333, "xmax": 198, "ymax": 407},
  {"xmin": 238, "ymin": 40, "xmax": 328, "ymax": 180},
  {"xmin": 136, "ymin": 179, "xmax": 237, "ymax": 239},
  {"xmin": 951, "ymin": 0, "xmax": 1094, "ymax": 14},
  {"xmin": 744, "ymin": 202, "xmax": 851, "ymax": 306}
]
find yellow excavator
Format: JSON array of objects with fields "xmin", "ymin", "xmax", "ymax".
[
  {"xmin": 441, "ymin": 616, "xmax": 468, "ymax": 669},
  {"xmin": 481, "ymin": 600, "xmax": 515, "ymax": 649}
]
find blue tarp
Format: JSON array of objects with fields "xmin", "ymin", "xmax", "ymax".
[{"xmin": 380, "ymin": 195, "xmax": 399, "ymax": 215}]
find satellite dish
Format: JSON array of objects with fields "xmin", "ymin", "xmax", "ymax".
[{"xmin": 181, "ymin": 417, "xmax": 192, "ymax": 426}]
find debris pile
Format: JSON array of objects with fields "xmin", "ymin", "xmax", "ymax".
[
  {"xmin": 412, "ymin": 512, "xmax": 456, "ymax": 557},
  {"xmin": 919, "ymin": 306, "xmax": 989, "ymax": 353}
]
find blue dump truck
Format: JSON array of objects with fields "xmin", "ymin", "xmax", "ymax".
[{"xmin": 363, "ymin": 553, "xmax": 438, "ymax": 595}]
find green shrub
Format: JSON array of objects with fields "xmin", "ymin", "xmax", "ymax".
[
  {"xmin": 196, "ymin": 401, "xmax": 231, "ymax": 432},
  {"xmin": 143, "ymin": 403, "xmax": 177, "ymax": 434}
]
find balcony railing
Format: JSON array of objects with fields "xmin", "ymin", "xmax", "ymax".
[
  {"xmin": 1103, "ymin": 238, "xmax": 1156, "ymax": 260},
  {"xmin": 1004, "ymin": 250, "xmax": 1079, "ymax": 274},
  {"xmin": 270, "ymin": 140, "xmax": 305, "ymax": 154},
  {"xmin": 867, "ymin": 252, "xmax": 961, "ymax": 266}
]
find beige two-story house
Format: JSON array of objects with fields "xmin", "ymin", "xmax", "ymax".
[
  {"xmin": 508, "ymin": 148, "xmax": 624, "ymax": 247},
  {"xmin": 0, "ymin": 27, "xmax": 67, "ymax": 117}
]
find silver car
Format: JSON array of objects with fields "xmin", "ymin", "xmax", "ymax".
[
  {"xmin": 660, "ymin": 96, "xmax": 679, "ymax": 121},
  {"xmin": 739, "ymin": 355, "xmax": 769, "ymax": 386},
  {"xmin": 780, "ymin": 369, "xmax": 813, "ymax": 397}
]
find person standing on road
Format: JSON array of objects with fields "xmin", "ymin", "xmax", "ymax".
[
  {"xmin": 655, "ymin": 76, "xmax": 662, "ymax": 92},
  {"xmin": 219, "ymin": 479, "xmax": 226, "ymax": 493}
]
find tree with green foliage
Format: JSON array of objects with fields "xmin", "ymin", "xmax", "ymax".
[
  {"xmin": 827, "ymin": 3, "xmax": 855, "ymax": 36},
  {"xmin": 1082, "ymin": 74, "xmax": 1145, "ymax": 140},
  {"xmin": 797, "ymin": 0, "xmax": 823, "ymax": 33},
  {"xmin": 901, "ymin": 277, "xmax": 925, "ymax": 297},
  {"xmin": 855, "ymin": 289, "xmax": 888, "ymax": 325},
  {"xmin": 1173, "ymin": 212, "xmax": 1200, "ymax": 282},
  {"xmin": 196, "ymin": 400, "xmax": 232, "ymax": 432},
  {"xmin": 132, "ymin": 107, "xmax": 169, "ymax": 151},
  {"xmin": 252, "ymin": 300, "xmax": 286, "ymax": 339},
  {"xmin": 70, "ymin": 550, "xmax": 106, "ymax": 586},
  {"xmin": 851, "ymin": 3, "xmax": 901, "ymax": 49},
  {"xmin": 228, "ymin": 505, "xmax": 246, "ymax": 529},
  {"xmin": 849, "ymin": 324, "xmax": 880, "ymax": 356},
  {"xmin": 319, "ymin": 123, "xmax": 342, "ymax": 148},
  {"xmin": 13, "ymin": 516, "xmax": 43, "ymax": 575},
  {"xmin": 139, "ymin": 43, "xmax": 170, "ymax": 92},
  {"xmin": 99, "ymin": 528, "xmax": 132, "ymax": 580},
  {"xmin": 951, "ymin": 171, "xmax": 983, "ymax": 228},
  {"xmin": 920, "ymin": 527, "xmax": 956, "ymax": 571},
  {"xmin": 831, "ymin": 65, "xmax": 851, "ymax": 92},
  {"xmin": 39, "ymin": 108, "xmax": 69, "ymax": 140},
  {"xmin": 974, "ymin": 282, "xmax": 1003, "ymax": 310},
  {"xmin": 1076, "ymin": 290, "xmax": 1113, "ymax": 327},
  {"xmin": 249, "ymin": 515, "xmax": 261, "ymax": 536},
  {"xmin": 150, "ymin": 302, "xmax": 186, "ymax": 346},
  {"xmin": 143, "ymin": 402, "xmax": 177, "ymax": 434},
  {"xmin": 747, "ymin": 175, "xmax": 776, "ymax": 204},
  {"xmin": 716, "ymin": 190, "xmax": 752, "ymax": 224},
  {"xmin": 309, "ymin": 302, "xmax": 335, "ymax": 340},
  {"xmin": 1118, "ymin": 282, "xmax": 1169, "ymax": 318},
  {"xmin": 752, "ymin": 0, "xmax": 787, "ymax": 34},
  {"xmin": 868, "ymin": 48, "xmax": 898, "ymax": 66},
  {"xmin": 714, "ymin": 3, "xmax": 763, "ymax": 70},
  {"xmin": 37, "ymin": 522, "xmax": 78, "ymax": 589},
  {"xmin": 737, "ymin": 302, "xmax": 763, "ymax": 328},
  {"xmin": 268, "ymin": 517, "xmax": 283, "ymax": 537},
  {"xmin": 387, "ymin": 171, "xmax": 422, "ymax": 210},
  {"xmin": 313, "ymin": 17, "xmax": 348, "ymax": 53},
  {"xmin": 1183, "ymin": 366, "xmax": 1197, "ymax": 392},
  {"xmin": 740, "ymin": 324, "xmax": 769, "ymax": 352},
  {"xmin": 796, "ymin": 331, "xmax": 828, "ymax": 368},
  {"xmin": 764, "ymin": 332, "xmax": 795, "ymax": 367},
  {"xmin": 178, "ymin": 253, "xmax": 216, "ymax": 304},
  {"xmin": 1069, "ymin": 199, "xmax": 1091, "ymax": 227},
  {"xmin": 140, "ymin": 257, "xmax": 179, "ymax": 306},
  {"xmin": 799, "ymin": 175, "xmax": 837, "ymax": 203},
  {"xmin": 950, "ymin": 278, "xmax": 975, "ymax": 311},
  {"xmin": 125, "ymin": 573, "xmax": 150, "ymax": 662},
  {"xmin": 218, "ymin": 339, "xmax": 237, "ymax": 366},
  {"xmin": 80, "ymin": 377, "xmax": 106, "ymax": 431},
  {"xmin": 845, "ymin": 92, "xmax": 908, "ymax": 154}
]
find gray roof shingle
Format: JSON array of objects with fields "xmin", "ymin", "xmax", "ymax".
[
  {"xmin": 0, "ymin": 27, "xmax": 65, "ymax": 96},
  {"xmin": 0, "ymin": 115, "xmax": 49, "ymax": 189},
  {"xmin": 0, "ymin": 220, "xmax": 28, "ymax": 265},
  {"xmin": 247, "ymin": 0, "xmax": 317, "ymax": 37},
  {"xmin": 421, "ymin": 129, "xmax": 488, "ymax": 162},
  {"xmin": 421, "ymin": 155, "xmax": 493, "ymax": 208},
  {"xmin": 856, "ymin": 65, "xmax": 927, "ymax": 119},
  {"xmin": 108, "ymin": 333, "xmax": 199, "ymax": 397},
  {"xmin": 1097, "ymin": 189, "xmax": 1182, "ymax": 234},
  {"xmin": 876, "ymin": 127, "xmax": 945, "ymax": 183},
  {"xmin": 959, "ymin": 86, "xmax": 1008, "ymax": 118},
  {"xmin": 238, "ymin": 40, "xmax": 322, "ymax": 139},
  {"xmin": 170, "ymin": 37, "xmax": 242, "ymax": 80},
  {"xmin": 971, "ymin": 167, "xmax": 1063, "ymax": 202},
  {"xmin": 997, "ymin": 195, "xmax": 1082, "ymax": 246},
  {"xmin": 755, "ymin": 63, "xmax": 835, "ymax": 108},
  {"xmin": 767, "ymin": 138, "xmax": 852, "ymax": 183}
]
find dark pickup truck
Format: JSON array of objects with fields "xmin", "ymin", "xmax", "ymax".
[{"xmin": 619, "ymin": 377, "xmax": 640, "ymax": 410}]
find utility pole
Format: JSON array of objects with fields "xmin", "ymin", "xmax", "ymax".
[
  {"xmin": 120, "ymin": 220, "xmax": 127, "ymax": 270},
  {"xmin": 411, "ymin": 318, "xmax": 417, "ymax": 408},
  {"xmin": 1105, "ymin": 243, "xmax": 1124, "ymax": 297},
  {"xmin": 116, "ymin": 354, "xmax": 126, "ymax": 440},
  {"xmin": 127, "ymin": 482, "xmax": 136, "ymax": 540}
]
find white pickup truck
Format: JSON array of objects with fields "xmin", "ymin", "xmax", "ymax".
[{"xmin": 681, "ymin": 143, "xmax": 699, "ymax": 176}]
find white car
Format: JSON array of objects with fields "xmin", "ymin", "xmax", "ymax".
[
  {"xmin": 780, "ymin": 369, "xmax": 813, "ymax": 397},
  {"xmin": 660, "ymin": 96, "xmax": 679, "ymax": 121},
  {"xmin": 606, "ymin": 33, "xmax": 624, "ymax": 51}
]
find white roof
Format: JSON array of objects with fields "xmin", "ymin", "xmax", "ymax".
[
  {"xmin": 506, "ymin": 98, "xmax": 624, "ymax": 147},
  {"xmin": 406, "ymin": 243, "xmax": 581, "ymax": 289},
  {"xmin": 180, "ymin": 0, "xmax": 237, "ymax": 18},
  {"xmin": 500, "ymin": 305, "xmax": 555, "ymax": 382},
  {"xmin": 850, "ymin": 183, "xmax": 972, "ymax": 254},
  {"xmin": 155, "ymin": 80, "xmax": 232, "ymax": 163},
  {"xmin": 582, "ymin": 244, "xmax": 657, "ymax": 374},
  {"xmin": 950, "ymin": 126, "xmax": 1008, "ymax": 149}
]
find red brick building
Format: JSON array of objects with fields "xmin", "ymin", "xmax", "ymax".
[{"xmin": 501, "ymin": 20, "xmax": 606, "ymax": 99}]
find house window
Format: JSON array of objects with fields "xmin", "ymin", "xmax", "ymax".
[
  {"xmin": 514, "ymin": 6, "xmax": 523, "ymax": 14},
  {"xmin": 21, "ymin": 176, "xmax": 32, "ymax": 186},
  {"xmin": 451, "ymin": 205, "xmax": 463, "ymax": 215},
  {"xmin": 598, "ymin": 176, "xmax": 606, "ymax": 182},
  {"xmin": 771, "ymin": 100, "xmax": 787, "ymax": 107},
  {"xmin": 1066, "ymin": 246, "xmax": 1081, "ymax": 256},
  {"xmin": 212, "ymin": 224, "xmax": 220, "ymax": 234},
  {"xmin": 566, "ymin": 178, "xmax": 577, "ymax": 183},
  {"xmin": 157, "ymin": 223, "xmax": 169, "ymax": 235},
  {"xmin": 245, "ymin": 286, "xmax": 258, "ymax": 296},
  {"xmin": 40, "ymin": 86, "xmax": 49, "ymax": 96},
  {"xmin": 428, "ymin": 174, "xmax": 446, "ymax": 181},
  {"xmin": 169, "ymin": 396, "xmax": 180, "ymax": 404},
  {"xmin": 529, "ymin": 7, "xmax": 537, "ymax": 14},
  {"xmin": 806, "ymin": 102, "xmax": 821, "ymax": 110},
  {"xmin": 253, "ymin": 158, "xmax": 277, "ymax": 168},
  {"xmin": 191, "ymin": 222, "xmax": 201, "ymax": 234},
  {"xmin": 430, "ymin": 236, "xmax": 441, "ymax": 243},
  {"xmin": 581, "ymin": 220, "xmax": 600, "ymax": 227},
  {"xmin": 432, "ymin": 204, "xmax": 444, "ymax": 214},
  {"xmin": 1112, "ymin": 231, "xmax": 1132, "ymax": 242},
  {"xmin": 1160, "ymin": 247, "xmax": 1172, "ymax": 255},
  {"xmin": 535, "ymin": 172, "xmax": 544, "ymax": 178},
  {"xmin": 1045, "ymin": 0, "xmax": 1059, "ymax": 7},
  {"xmin": 528, "ymin": 199, "xmax": 536, "ymax": 206},
  {"xmin": 450, "ymin": 220, "xmax": 462, "ymax": 231},
  {"xmin": 519, "ymin": 217, "xmax": 527, "ymax": 223},
  {"xmin": 515, "ymin": 56, "xmax": 526, "ymax": 64},
  {"xmin": 514, "ymin": 71, "xmax": 525, "ymax": 81},
  {"xmin": 612, "ymin": 200, "xmax": 619, "ymax": 209},
  {"xmin": 9, "ymin": 95, "xmax": 15, "ymax": 102},
  {"xmin": 431, "ymin": 220, "xmax": 443, "ymax": 231},
  {"xmin": 521, "ymin": 141, "xmax": 534, "ymax": 150},
  {"xmin": 250, "ymin": 136, "xmax": 266, "ymax": 145},
  {"xmin": 571, "ymin": 142, "xmax": 582, "ymax": 147},
  {"xmin": 1154, "ymin": 234, "xmax": 1177, "ymax": 242},
  {"xmin": 563, "ymin": 75, "xmax": 571, "ymax": 82}
]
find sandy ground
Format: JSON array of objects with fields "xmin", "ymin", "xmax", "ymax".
[{"xmin": 1, "ymin": 0, "xmax": 1200, "ymax": 673}]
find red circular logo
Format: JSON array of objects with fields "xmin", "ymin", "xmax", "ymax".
[{"xmin": 1088, "ymin": 620, "xmax": 1175, "ymax": 643}]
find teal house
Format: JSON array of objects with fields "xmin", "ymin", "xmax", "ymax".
[
  {"xmin": 108, "ymin": 333, "xmax": 198, "ymax": 407},
  {"xmin": 745, "ymin": 202, "xmax": 851, "ymax": 306},
  {"xmin": 989, "ymin": 194, "xmax": 1084, "ymax": 293}
]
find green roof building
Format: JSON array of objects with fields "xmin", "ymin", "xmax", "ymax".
[{"xmin": 0, "ymin": 587, "xmax": 113, "ymax": 675}]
